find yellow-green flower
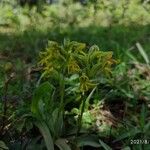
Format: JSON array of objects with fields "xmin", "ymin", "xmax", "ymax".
[
  {"xmin": 79, "ymin": 74, "xmax": 97, "ymax": 94},
  {"xmin": 68, "ymin": 57, "xmax": 80, "ymax": 74}
]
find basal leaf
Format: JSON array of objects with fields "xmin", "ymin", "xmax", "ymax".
[
  {"xmin": 0, "ymin": 141, "xmax": 8, "ymax": 150},
  {"xmin": 55, "ymin": 139, "xmax": 71, "ymax": 150},
  {"xmin": 77, "ymin": 135, "xmax": 101, "ymax": 148},
  {"xmin": 99, "ymin": 139, "xmax": 112, "ymax": 150},
  {"xmin": 34, "ymin": 121, "xmax": 54, "ymax": 150},
  {"xmin": 31, "ymin": 82, "xmax": 53, "ymax": 116}
]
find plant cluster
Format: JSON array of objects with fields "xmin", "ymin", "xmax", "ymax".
[{"xmin": 30, "ymin": 40, "xmax": 116, "ymax": 149}]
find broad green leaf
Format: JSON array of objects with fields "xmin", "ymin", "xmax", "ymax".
[
  {"xmin": 52, "ymin": 108, "xmax": 63, "ymax": 138},
  {"xmin": 31, "ymin": 82, "xmax": 53, "ymax": 116},
  {"xmin": 121, "ymin": 146, "xmax": 131, "ymax": 150},
  {"xmin": 55, "ymin": 139, "xmax": 71, "ymax": 150},
  {"xmin": 0, "ymin": 141, "xmax": 8, "ymax": 150},
  {"xmin": 34, "ymin": 121, "xmax": 54, "ymax": 150},
  {"xmin": 77, "ymin": 135, "xmax": 101, "ymax": 147},
  {"xmin": 26, "ymin": 137, "xmax": 45, "ymax": 150},
  {"xmin": 144, "ymin": 121, "xmax": 150, "ymax": 132},
  {"xmin": 99, "ymin": 139, "xmax": 112, "ymax": 150}
]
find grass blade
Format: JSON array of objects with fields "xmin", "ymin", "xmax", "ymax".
[{"xmin": 136, "ymin": 42, "xmax": 149, "ymax": 64}]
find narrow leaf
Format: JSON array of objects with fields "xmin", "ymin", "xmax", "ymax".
[
  {"xmin": 114, "ymin": 128, "xmax": 141, "ymax": 142},
  {"xmin": 99, "ymin": 139, "xmax": 112, "ymax": 150},
  {"xmin": 55, "ymin": 139, "xmax": 71, "ymax": 150},
  {"xmin": 140, "ymin": 104, "xmax": 146, "ymax": 129},
  {"xmin": 126, "ymin": 51, "xmax": 138, "ymax": 62},
  {"xmin": 136, "ymin": 42, "xmax": 149, "ymax": 64},
  {"xmin": 85, "ymin": 86, "xmax": 97, "ymax": 109}
]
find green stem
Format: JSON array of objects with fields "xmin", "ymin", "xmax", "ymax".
[
  {"xmin": 0, "ymin": 75, "xmax": 13, "ymax": 135},
  {"xmin": 77, "ymin": 94, "xmax": 86, "ymax": 136},
  {"xmin": 59, "ymin": 74, "xmax": 65, "ymax": 112}
]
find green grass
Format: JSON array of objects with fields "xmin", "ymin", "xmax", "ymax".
[{"xmin": 0, "ymin": 24, "xmax": 149, "ymax": 61}]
